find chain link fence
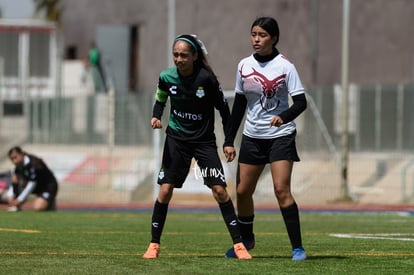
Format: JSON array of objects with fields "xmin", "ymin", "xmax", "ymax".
[{"xmin": 0, "ymin": 84, "xmax": 414, "ymax": 207}]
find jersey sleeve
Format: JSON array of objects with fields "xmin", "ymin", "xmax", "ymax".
[
  {"xmin": 152, "ymin": 77, "xmax": 169, "ymax": 119},
  {"xmin": 286, "ymin": 63, "xmax": 305, "ymax": 97},
  {"xmin": 234, "ymin": 60, "xmax": 245, "ymax": 94},
  {"xmin": 17, "ymin": 181, "xmax": 36, "ymax": 202},
  {"xmin": 211, "ymin": 77, "xmax": 231, "ymax": 134},
  {"xmin": 278, "ymin": 63, "xmax": 307, "ymax": 123},
  {"xmin": 155, "ymin": 77, "xmax": 169, "ymax": 104},
  {"xmin": 17, "ymin": 164, "xmax": 38, "ymax": 202},
  {"xmin": 224, "ymin": 93, "xmax": 247, "ymax": 147}
]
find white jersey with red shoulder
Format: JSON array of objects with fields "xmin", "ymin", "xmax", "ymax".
[{"xmin": 235, "ymin": 53, "xmax": 305, "ymax": 139}]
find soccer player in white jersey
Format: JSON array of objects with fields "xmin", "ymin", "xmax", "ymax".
[{"xmin": 223, "ymin": 17, "xmax": 307, "ymax": 261}]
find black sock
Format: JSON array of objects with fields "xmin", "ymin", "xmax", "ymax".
[
  {"xmin": 150, "ymin": 200, "xmax": 169, "ymax": 244},
  {"xmin": 238, "ymin": 215, "xmax": 255, "ymax": 241},
  {"xmin": 12, "ymin": 183, "xmax": 20, "ymax": 197},
  {"xmin": 219, "ymin": 199, "xmax": 242, "ymax": 244},
  {"xmin": 280, "ymin": 202, "xmax": 303, "ymax": 249}
]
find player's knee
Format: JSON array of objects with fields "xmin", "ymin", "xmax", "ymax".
[
  {"xmin": 33, "ymin": 198, "xmax": 49, "ymax": 211},
  {"xmin": 274, "ymin": 187, "xmax": 293, "ymax": 206},
  {"xmin": 211, "ymin": 185, "xmax": 229, "ymax": 203},
  {"xmin": 236, "ymin": 187, "xmax": 254, "ymax": 200},
  {"xmin": 158, "ymin": 184, "xmax": 174, "ymax": 203},
  {"xmin": 274, "ymin": 188, "xmax": 289, "ymax": 199}
]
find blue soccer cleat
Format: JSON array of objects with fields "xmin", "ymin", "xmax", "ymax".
[
  {"xmin": 224, "ymin": 239, "xmax": 255, "ymax": 258},
  {"xmin": 292, "ymin": 247, "xmax": 307, "ymax": 261}
]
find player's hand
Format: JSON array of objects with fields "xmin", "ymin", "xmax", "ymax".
[
  {"xmin": 223, "ymin": 146, "xmax": 236, "ymax": 162},
  {"xmin": 151, "ymin": 118, "xmax": 162, "ymax": 129},
  {"xmin": 8, "ymin": 198, "xmax": 20, "ymax": 207},
  {"xmin": 270, "ymin": 116, "xmax": 284, "ymax": 127}
]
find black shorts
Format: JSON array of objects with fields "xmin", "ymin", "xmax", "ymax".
[
  {"xmin": 238, "ymin": 132, "xmax": 300, "ymax": 165},
  {"xmin": 157, "ymin": 136, "xmax": 227, "ymax": 188},
  {"xmin": 34, "ymin": 181, "xmax": 58, "ymax": 210}
]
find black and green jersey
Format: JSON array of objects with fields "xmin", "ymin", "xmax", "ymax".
[{"xmin": 152, "ymin": 67, "xmax": 230, "ymax": 142}]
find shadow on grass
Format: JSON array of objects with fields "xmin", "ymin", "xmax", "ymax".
[
  {"xmin": 252, "ymin": 255, "xmax": 348, "ymax": 260},
  {"xmin": 151, "ymin": 254, "xmax": 348, "ymax": 261}
]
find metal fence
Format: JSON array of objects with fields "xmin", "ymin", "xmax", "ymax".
[
  {"xmin": 24, "ymin": 84, "xmax": 414, "ymax": 150},
  {"xmin": 0, "ymin": 84, "xmax": 413, "ymax": 207}
]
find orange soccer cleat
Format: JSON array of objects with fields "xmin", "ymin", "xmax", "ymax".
[
  {"xmin": 233, "ymin": 242, "xmax": 252, "ymax": 260},
  {"xmin": 143, "ymin": 243, "xmax": 160, "ymax": 259}
]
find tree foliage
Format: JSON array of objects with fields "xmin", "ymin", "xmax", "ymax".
[{"xmin": 33, "ymin": 0, "xmax": 62, "ymax": 25}]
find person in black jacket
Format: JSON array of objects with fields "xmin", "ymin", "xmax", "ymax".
[{"xmin": 6, "ymin": 146, "xmax": 58, "ymax": 211}]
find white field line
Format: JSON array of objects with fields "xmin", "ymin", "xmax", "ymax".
[{"xmin": 330, "ymin": 233, "xmax": 414, "ymax": 242}]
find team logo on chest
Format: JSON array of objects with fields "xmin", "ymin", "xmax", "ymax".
[
  {"xmin": 169, "ymin": 85, "xmax": 177, "ymax": 95},
  {"xmin": 196, "ymin": 86, "xmax": 205, "ymax": 98},
  {"xmin": 240, "ymin": 65, "xmax": 287, "ymax": 111}
]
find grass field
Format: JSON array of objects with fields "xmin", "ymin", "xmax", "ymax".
[{"xmin": 0, "ymin": 209, "xmax": 413, "ymax": 274}]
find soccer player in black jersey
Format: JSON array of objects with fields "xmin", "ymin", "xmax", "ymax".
[
  {"xmin": 6, "ymin": 146, "xmax": 58, "ymax": 211},
  {"xmin": 143, "ymin": 34, "xmax": 251, "ymax": 260}
]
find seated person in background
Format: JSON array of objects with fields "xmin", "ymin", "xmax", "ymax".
[
  {"xmin": 0, "ymin": 170, "xmax": 18, "ymax": 211},
  {"xmin": 5, "ymin": 146, "xmax": 58, "ymax": 211}
]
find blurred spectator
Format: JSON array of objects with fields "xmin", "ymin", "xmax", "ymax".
[
  {"xmin": 88, "ymin": 41, "xmax": 107, "ymax": 92},
  {"xmin": 4, "ymin": 146, "xmax": 58, "ymax": 211}
]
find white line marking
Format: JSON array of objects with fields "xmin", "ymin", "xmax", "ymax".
[{"xmin": 330, "ymin": 233, "xmax": 414, "ymax": 242}]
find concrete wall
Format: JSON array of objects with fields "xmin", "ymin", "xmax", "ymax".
[{"xmin": 60, "ymin": 0, "xmax": 414, "ymax": 93}]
